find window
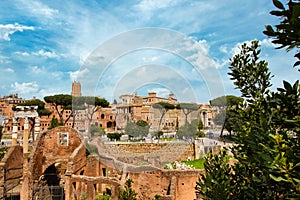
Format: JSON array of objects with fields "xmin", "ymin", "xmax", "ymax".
[{"xmin": 57, "ymin": 132, "xmax": 69, "ymax": 146}]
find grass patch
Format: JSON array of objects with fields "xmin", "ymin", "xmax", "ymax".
[
  {"xmin": 182, "ymin": 158, "xmax": 205, "ymax": 169},
  {"xmin": 164, "ymin": 158, "xmax": 206, "ymax": 169}
]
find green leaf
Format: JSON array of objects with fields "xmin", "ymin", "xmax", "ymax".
[
  {"xmin": 269, "ymin": 174, "xmax": 288, "ymax": 182},
  {"xmin": 273, "ymin": 0, "xmax": 285, "ymax": 10}
]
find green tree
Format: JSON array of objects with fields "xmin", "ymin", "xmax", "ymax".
[
  {"xmin": 49, "ymin": 117, "xmax": 62, "ymax": 129},
  {"xmin": 196, "ymin": 41, "xmax": 300, "ymax": 199},
  {"xmin": 118, "ymin": 179, "xmax": 137, "ymax": 200},
  {"xmin": 125, "ymin": 120, "xmax": 149, "ymax": 139},
  {"xmin": 73, "ymin": 96, "xmax": 109, "ymax": 134},
  {"xmin": 210, "ymin": 95, "xmax": 243, "ymax": 107},
  {"xmin": 264, "ymin": 0, "xmax": 300, "ymax": 68},
  {"xmin": 13, "ymin": 99, "xmax": 52, "ymax": 117},
  {"xmin": 177, "ymin": 119, "xmax": 198, "ymax": 140},
  {"xmin": 89, "ymin": 125, "xmax": 105, "ymax": 138},
  {"xmin": 210, "ymin": 95, "xmax": 243, "ymax": 136},
  {"xmin": 107, "ymin": 133, "xmax": 122, "ymax": 141},
  {"xmin": 44, "ymin": 94, "xmax": 73, "ymax": 125},
  {"xmin": 177, "ymin": 103, "xmax": 199, "ymax": 124},
  {"xmin": 152, "ymin": 102, "xmax": 176, "ymax": 131}
]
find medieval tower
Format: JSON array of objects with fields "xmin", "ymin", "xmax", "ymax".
[{"xmin": 71, "ymin": 81, "xmax": 82, "ymax": 97}]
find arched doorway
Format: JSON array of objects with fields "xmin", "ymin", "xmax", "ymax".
[{"xmin": 33, "ymin": 163, "xmax": 65, "ymax": 200}]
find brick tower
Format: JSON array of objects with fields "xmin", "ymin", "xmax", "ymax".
[{"xmin": 71, "ymin": 81, "xmax": 82, "ymax": 97}]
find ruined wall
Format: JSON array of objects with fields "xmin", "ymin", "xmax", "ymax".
[
  {"xmin": 69, "ymin": 143, "xmax": 86, "ymax": 175},
  {"xmin": 0, "ymin": 145, "xmax": 23, "ymax": 198},
  {"xmin": 30, "ymin": 126, "xmax": 82, "ymax": 180},
  {"xmin": 128, "ymin": 169, "xmax": 203, "ymax": 200},
  {"xmin": 104, "ymin": 142, "xmax": 195, "ymax": 164}
]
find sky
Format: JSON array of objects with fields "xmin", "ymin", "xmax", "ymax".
[{"xmin": 0, "ymin": 0, "xmax": 299, "ymax": 104}]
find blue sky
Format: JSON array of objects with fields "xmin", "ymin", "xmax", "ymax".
[{"xmin": 0, "ymin": 0, "xmax": 299, "ymax": 103}]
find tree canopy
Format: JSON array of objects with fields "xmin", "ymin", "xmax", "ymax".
[
  {"xmin": 196, "ymin": 40, "xmax": 300, "ymax": 199},
  {"xmin": 210, "ymin": 95, "xmax": 244, "ymax": 136},
  {"xmin": 44, "ymin": 94, "xmax": 73, "ymax": 125},
  {"xmin": 13, "ymin": 99, "xmax": 51, "ymax": 116},
  {"xmin": 177, "ymin": 103, "xmax": 199, "ymax": 124},
  {"xmin": 209, "ymin": 95, "xmax": 243, "ymax": 107},
  {"xmin": 152, "ymin": 102, "xmax": 176, "ymax": 131},
  {"xmin": 264, "ymin": 0, "xmax": 300, "ymax": 68},
  {"xmin": 125, "ymin": 120, "xmax": 149, "ymax": 139}
]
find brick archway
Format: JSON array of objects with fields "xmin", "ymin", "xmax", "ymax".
[{"xmin": 22, "ymin": 126, "xmax": 84, "ymax": 199}]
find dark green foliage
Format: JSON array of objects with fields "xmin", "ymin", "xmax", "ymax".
[
  {"xmin": 44, "ymin": 94, "xmax": 73, "ymax": 125},
  {"xmin": 152, "ymin": 102, "xmax": 175, "ymax": 110},
  {"xmin": 13, "ymin": 99, "xmax": 51, "ymax": 116},
  {"xmin": 228, "ymin": 41, "xmax": 273, "ymax": 101},
  {"xmin": 90, "ymin": 125, "xmax": 105, "ymax": 137},
  {"xmin": 0, "ymin": 125, "xmax": 3, "ymax": 139},
  {"xmin": 86, "ymin": 142, "xmax": 98, "ymax": 157},
  {"xmin": 177, "ymin": 103, "xmax": 199, "ymax": 123},
  {"xmin": 196, "ymin": 150, "xmax": 233, "ymax": 200},
  {"xmin": 196, "ymin": 130, "xmax": 205, "ymax": 138},
  {"xmin": 44, "ymin": 94, "xmax": 73, "ymax": 108},
  {"xmin": 152, "ymin": 102, "xmax": 176, "ymax": 131},
  {"xmin": 264, "ymin": 0, "xmax": 300, "ymax": 68},
  {"xmin": 118, "ymin": 179, "xmax": 137, "ymax": 200},
  {"xmin": 125, "ymin": 120, "xmax": 149, "ymax": 139},
  {"xmin": 177, "ymin": 119, "xmax": 198, "ymax": 139},
  {"xmin": 156, "ymin": 131, "xmax": 164, "ymax": 139},
  {"xmin": 0, "ymin": 147, "xmax": 7, "ymax": 160},
  {"xmin": 49, "ymin": 117, "xmax": 62, "ymax": 129},
  {"xmin": 198, "ymin": 119, "xmax": 204, "ymax": 130},
  {"xmin": 73, "ymin": 96, "xmax": 110, "ymax": 136},
  {"xmin": 210, "ymin": 95, "xmax": 244, "ymax": 136},
  {"xmin": 213, "ymin": 109, "xmax": 242, "ymax": 135},
  {"xmin": 196, "ymin": 41, "xmax": 300, "ymax": 199},
  {"xmin": 210, "ymin": 95, "xmax": 243, "ymax": 107},
  {"xmin": 107, "ymin": 132, "xmax": 122, "ymax": 141}
]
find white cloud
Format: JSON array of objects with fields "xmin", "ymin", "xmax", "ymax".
[
  {"xmin": 11, "ymin": 82, "xmax": 39, "ymax": 94},
  {"xmin": 69, "ymin": 68, "xmax": 90, "ymax": 81},
  {"xmin": 16, "ymin": 0, "xmax": 59, "ymax": 19},
  {"xmin": 15, "ymin": 51, "xmax": 30, "ymax": 56},
  {"xmin": 28, "ymin": 66, "xmax": 43, "ymax": 74},
  {"xmin": 15, "ymin": 49, "xmax": 60, "ymax": 58},
  {"xmin": 148, "ymin": 87, "xmax": 171, "ymax": 98},
  {"xmin": 181, "ymin": 39, "xmax": 220, "ymax": 69},
  {"xmin": 4, "ymin": 68, "xmax": 14, "ymax": 73},
  {"xmin": 260, "ymin": 38, "xmax": 276, "ymax": 48},
  {"xmin": 135, "ymin": 0, "xmax": 179, "ymax": 11},
  {"xmin": 32, "ymin": 49, "xmax": 59, "ymax": 58},
  {"xmin": 0, "ymin": 55, "xmax": 11, "ymax": 64},
  {"xmin": 0, "ymin": 23, "xmax": 34, "ymax": 41}
]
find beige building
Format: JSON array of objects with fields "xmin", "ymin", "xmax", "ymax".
[{"xmin": 113, "ymin": 92, "xmax": 214, "ymax": 132}]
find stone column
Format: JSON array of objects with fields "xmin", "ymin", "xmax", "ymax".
[
  {"xmin": 12, "ymin": 117, "xmax": 18, "ymax": 145},
  {"xmin": 87, "ymin": 182, "xmax": 94, "ymax": 200},
  {"xmin": 20, "ymin": 152, "xmax": 30, "ymax": 200},
  {"xmin": 34, "ymin": 117, "xmax": 40, "ymax": 140},
  {"xmin": 64, "ymin": 172, "xmax": 73, "ymax": 200},
  {"xmin": 23, "ymin": 117, "xmax": 29, "ymax": 154},
  {"xmin": 111, "ymin": 185, "xmax": 118, "ymax": 200}
]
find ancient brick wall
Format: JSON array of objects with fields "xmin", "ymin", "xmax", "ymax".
[
  {"xmin": 128, "ymin": 169, "xmax": 203, "ymax": 200},
  {"xmin": 0, "ymin": 145, "xmax": 23, "ymax": 198},
  {"xmin": 30, "ymin": 126, "xmax": 82, "ymax": 180},
  {"xmin": 104, "ymin": 142, "xmax": 195, "ymax": 164}
]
